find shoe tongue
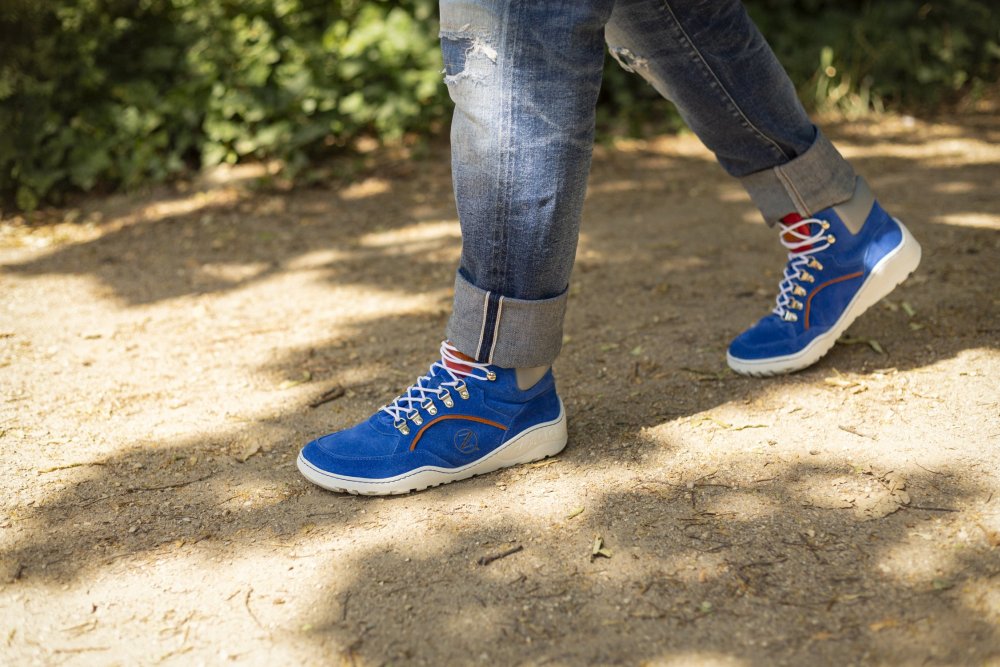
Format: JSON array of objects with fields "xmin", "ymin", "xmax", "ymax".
[{"xmin": 781, "ymin": 213, "xmax": 815, "ymax": 251}]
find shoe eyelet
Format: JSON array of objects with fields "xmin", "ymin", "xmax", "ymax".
[
  {"xmin": 439, "ymin": 390, "xmax": 454, "ymax": 408},
  {"xmin": 394, "ymin": 420, "xmax": 410, "ymax": 435},
  {"xmin": 422, "ymin": 400, "xmax": 437, "ymax": 416},
  {"xmin": 793, "ymin": 285, "xmax": 807, "ymax": 297},
  {"xmin": 486, "ymin": 370, "xmax": 496, "ymax": 381},
  {"xmin": 809, "ymin": 259, "xmax": 823, "ymax": 271},
  {"xmin": 456, "ymin": 381, "xmax": 470, "ymax": 400},
  {"xmin": 821, "ymin": 221, "xmax": 830, "ymax": 230},
  {"xmin": 798, "ymin": 271, "xmax": 815, "ymax": 284},
  {"xmin": 410, "ymin": 412, "xmax": 423, "ymax": 426},
  {"xmin": 827, "ymin": 234, "xmax": 836, "ymax": 244}
]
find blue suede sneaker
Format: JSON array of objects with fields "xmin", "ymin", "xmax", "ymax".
[
  {"xmin": 297, "ymin": 342, "xmax": 567, "ymax": 495},
  {"xmin": 728, "ymin": 178, "xmax": 921, "ymax": 376}
]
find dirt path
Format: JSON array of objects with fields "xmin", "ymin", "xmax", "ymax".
[{"xmin": 1, "ymin": 109, "xmax": 999, "ymax": 666}]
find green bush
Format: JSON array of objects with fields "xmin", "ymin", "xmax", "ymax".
[
  {"xmin": 749, "ymin": 0, "xmax": 1000, "ymax": 114},
  {"xmin": 1, "ymin": 0, "xmax": 445, "ymax": 210},
  {"xmin": 1, "ymin": 0, "xmax": 998, "ymax": 211}
]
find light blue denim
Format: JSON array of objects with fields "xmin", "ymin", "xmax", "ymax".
[{"xmin": 440, "ymin": 0, "xmax": 858, "ymax": 368}]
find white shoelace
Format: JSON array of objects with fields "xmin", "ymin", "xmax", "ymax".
[
  {"xmin": 380, "ymin": 341, "xmax": 494, "ymax": 427},
  {"xmin": 772, "ymin": 217, "xmax": 833, "ymax": 322}
]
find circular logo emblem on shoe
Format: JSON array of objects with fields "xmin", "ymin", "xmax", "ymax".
[{"xmin": 454, "ymin": 428, "xmax": 479, "ymax": 454}]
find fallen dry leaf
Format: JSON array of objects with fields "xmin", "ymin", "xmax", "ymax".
[
  {"xmin": 591, "ymin": 536, "xmax": 612, "ymax": 561},
  {"xmin": 237, "ymin": 443, "xmax": 261, "ymax": 463},
  {"xmin": 869, "ymin": 618, "xmax": 899, "ymax": 632}
]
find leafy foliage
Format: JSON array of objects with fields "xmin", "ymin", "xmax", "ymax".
[
  {"xmin": 1, "ymin": 0, "xmax": 997, "ymax": 210},
  {"xmin": 1, "ymin": 0, "xmax": 444, "ymax": 210},
  {"xmin": 749, "ymin": 0, "xmax": 1000, "ymax": 114}
]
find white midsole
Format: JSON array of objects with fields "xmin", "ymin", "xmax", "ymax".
[
  {"xmin": 297, "ymin": 400, "xmax": 568, "ymax": 495},
  {"xmin": 728, "ymin": 219, "xmax": 921, "ymax": 376}
]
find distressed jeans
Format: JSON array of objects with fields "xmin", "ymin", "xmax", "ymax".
[{"xmin": 440, "ymin": 0, "xmax": 858, "ymax": 368}]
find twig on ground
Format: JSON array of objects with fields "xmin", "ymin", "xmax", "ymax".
[
  {"xmin": 913, "ymin": 462, "xmax": 950, "ymax": 476},
  {"xmin": 126, "ymin": 473, "xmax": 215, "ymax": 493},
  {"xmin": 907, "ymin": 505, "xmax": 959, "ymax": 513},
  {"xmin": 309, "ymin": 385, "xmax": 346, "ymax": 409},
  {"xmin": 479, "ymin": 545, "xmax": 523, "ymax": 566},
  {"xmin": 341, "ymin": 591, "xmax": 351, "ymax": 622},
  {"xmin": 838, "ymin": 425, "xmax": 874, "ymax": 439},
  {"xmin": 244, "ymin": 588, "xmax": 264, "ymax": 629},
  {"xmin": 38, "ymin": 462, "xmax": 106, "ymax": 474}
]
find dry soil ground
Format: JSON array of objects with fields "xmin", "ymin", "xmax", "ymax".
[{"xmin": 1, "ymin": 110, "xmax": 999, "ymax": 667}]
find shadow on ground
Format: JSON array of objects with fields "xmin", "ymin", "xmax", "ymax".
[{"xmin": 1, "ymin": 111, "xmax": 998, "ymax": 664}]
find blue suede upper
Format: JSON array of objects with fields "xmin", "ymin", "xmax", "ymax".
[
  {"xmin": 301, "ymin": 364, "xmax": 561, "ymax": 480},
  {"xmin": 729, "ymin": 199, "xmax": 902, "ymax": 361}
]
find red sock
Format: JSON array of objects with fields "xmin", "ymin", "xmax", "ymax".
[
  {"xmin": 781, "ymin": 212, "xmax": 814, "ymax": 251},
  {"xmin": 443, "ymin": 343, "xmax": 476, "ymax": 375}
]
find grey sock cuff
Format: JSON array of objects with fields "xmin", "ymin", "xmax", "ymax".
[
  {"xmin": 741, "ymin": 129, "xmax": 857, "ymax": 225},
  {"xmin": 446, "ymin": 271, "xmax": 568, "ymax": 368}
]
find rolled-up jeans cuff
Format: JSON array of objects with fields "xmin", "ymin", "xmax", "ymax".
[
  {"xmin": 446, "ymin": 271, "xmax": 567, "ymax": 368},
  {"xmin": 740, "ymin": 129, "xmax": 857, "ymax": 225}
]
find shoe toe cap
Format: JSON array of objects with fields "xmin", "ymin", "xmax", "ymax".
[
  {"xmin": 303, "ymin": 420, "xmax": 398, "ymax": 461},
  {"xmin": 300, "ymin": 421, "xmax": 455, "ymax": 481},
  {"xmin": 728, "ymin": 315, "xmax": 806, "ymax": 360}
]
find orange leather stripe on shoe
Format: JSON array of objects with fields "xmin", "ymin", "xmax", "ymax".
[
  {"xmin": 804, "ymin": 271, "xmax": 863, "ymax": 330},
  {"xmin": 409, "ymin": 415, "xmax": 508, "ymax": 451}
]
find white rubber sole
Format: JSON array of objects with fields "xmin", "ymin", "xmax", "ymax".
[
  {"xmin": 728, "ymin": 219, "xmax": 921, "ymax": 377},
  {"xmin": 297, "ymin": 400, "xmax": 568, "ymax": 495}
]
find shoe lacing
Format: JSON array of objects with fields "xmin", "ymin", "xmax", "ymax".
[
  {"xmin": 772, "ymin": 217, "xmax": 835, "ymax": 322},
  {"xmin": 381, "ymin": 341, "xmax": 495, "ymax": 432}
]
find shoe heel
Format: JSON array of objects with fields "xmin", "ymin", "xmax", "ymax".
[
  {"xmin": 859, "ymin": 217, "xmax": 921, "ymax": 309},
  {"xmin": 493, "ymin": 400, "xmax": 568, "ymax": 466}
]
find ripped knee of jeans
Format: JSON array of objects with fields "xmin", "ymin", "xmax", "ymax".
[
  {"xmin": 609, "ymin": 46, "xmax": 649, "ymax": 75},
  {"xmin": 440, "ymin": 31, "xmax": 497, "ymax": 85}
]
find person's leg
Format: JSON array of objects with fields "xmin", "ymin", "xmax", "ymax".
[
  {"xmin": 605, "ymin": 0, "xmax": 920, "ymax": 375},
  {"xmin": 443, "ymin": 0, "xmax": 615, "ymax": 368},
  {"xmin": 605, "ymin": 0, "xmax": 854, "ymax": 220},
  {"xmin": 297, "ymin": 0, "xmax": 616, "ymax": 495}
]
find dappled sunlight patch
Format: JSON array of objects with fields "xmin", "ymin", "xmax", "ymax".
[
  {"xmin": 0, "ymin": 218, "xmax": 105, "ymax": 250},
  {"xmin": 283, "ymin": 248, "xmax": 353, "ymax": 270},
  {"xmin": 357, "ymin": 220, "xmax": 461, "ymax": 248},
  {"xmin": 137, "ymin": 187, "xmax": 244, "ymax": 225},
  {"xmin": 644, "ymin": 652, "xmax": 749, "ymax": 667},
  {"xmin": 959, "ymin": 575, "xmax": 1000, "ymax": 624},
  {"xmin": 717, "ymin": 183, "xmax": 752, "ymax": 205},
  {"xmin": 317, "ymin": 286, "xmax": 452, "ymax": 321},
  {"xmin": 338, "ymin": 177, "xmax": 392, "ymax": 201},
  {"xmin": 587, "ymin": 179, "xmax": 644, "ymax": 195},
  {"xmin": 875, "ymin": 527, "xmax": 963, "ymax": 585},
  {"xmin": 932, "ymin": 181, "xmax": 976, "ymax": 194},
  {"xmin": 903, "ymin": 347, "xmax": 1000, "ymax": 389},
  {"xmin": 658, "ymin": 255, "xmax": 711, "ymax": 273},
  {"xmin": 645, "ymin": 133, "xmax": 717, "ymax": 161},
  {"xmin": 840, "ymin": 135, "xmax": 1000, "ymax": 165},
  {"xmin": 933, "ymin": 212, "xmax": 1000, "ymax": 230},
  {"xmin": 195, "ymin": 261, "xmax": 272, "ymax": 284}
]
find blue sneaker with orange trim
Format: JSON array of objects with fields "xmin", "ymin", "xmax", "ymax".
[
  {"xmin": 727, "ymin": 178, "xmax": 921, "ymax": 376},
  {"xmin": 297, "ymin": 342, "xmax": 567, "ymax": 495}
]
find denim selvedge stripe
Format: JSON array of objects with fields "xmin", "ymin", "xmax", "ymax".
[{"xmin": 441, "ymin": 0, "xmax": 858, "ymax": 368}]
